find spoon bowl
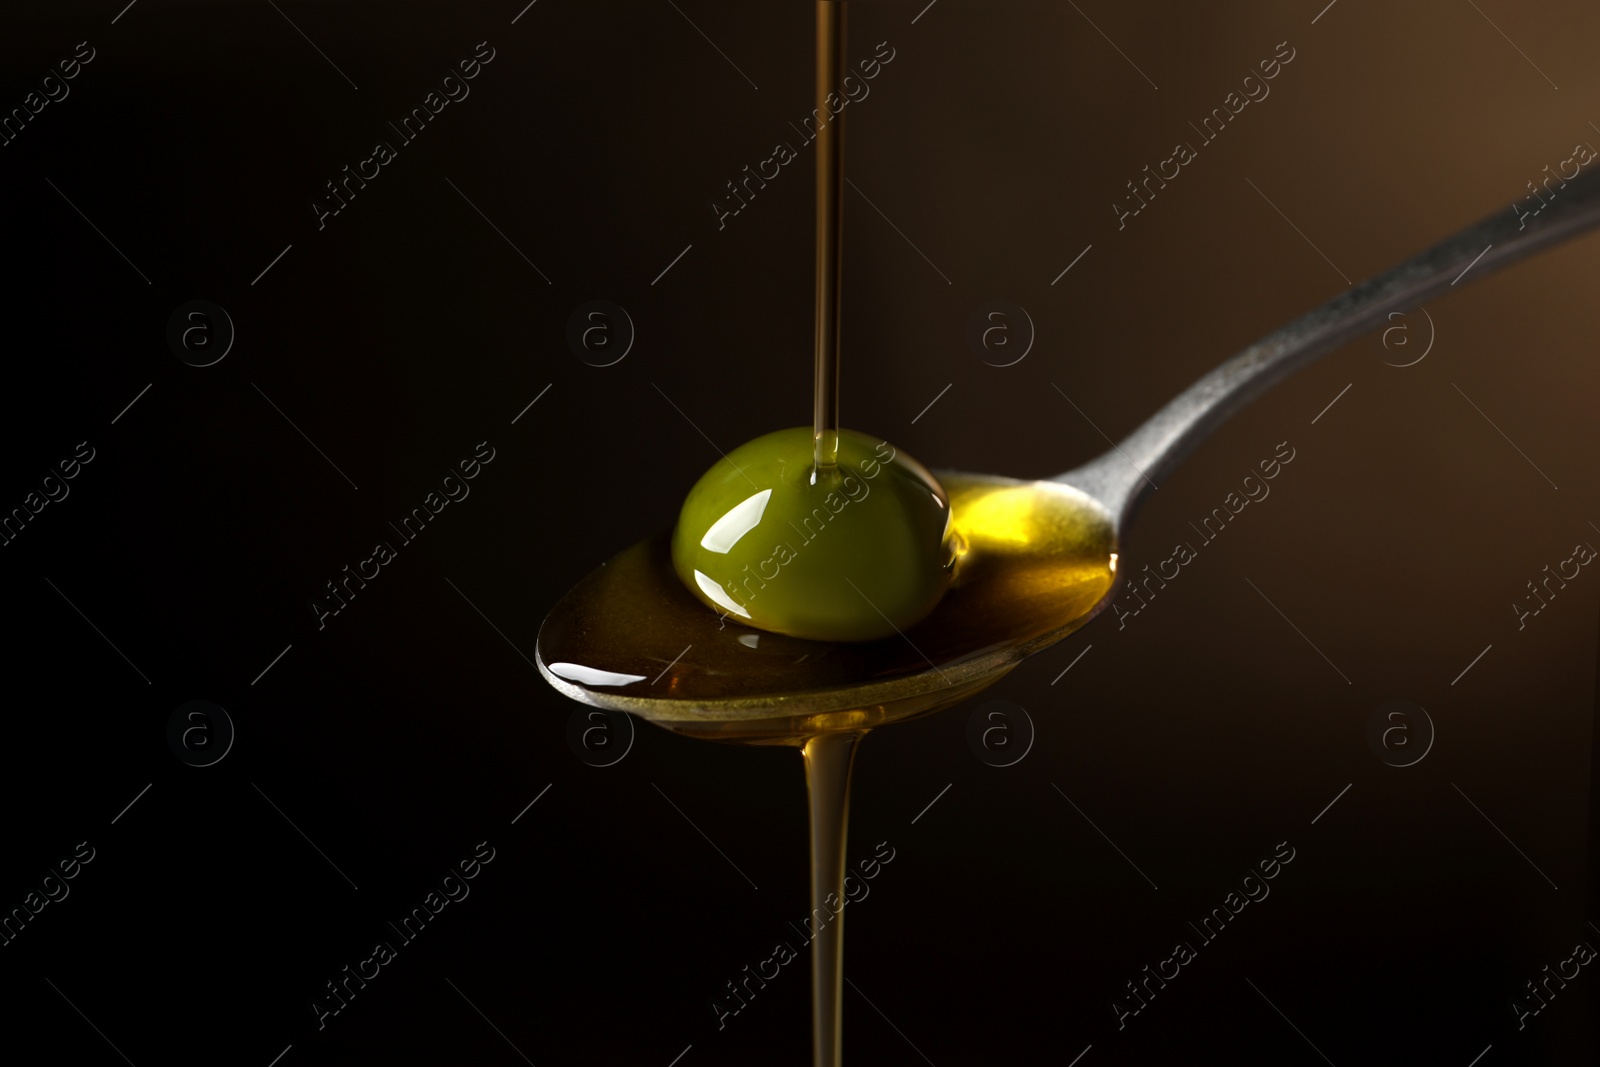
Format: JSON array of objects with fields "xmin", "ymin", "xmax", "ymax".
[{"xmin": 538, "ymin": 474, "xmax": 1116, "ymax": 744}]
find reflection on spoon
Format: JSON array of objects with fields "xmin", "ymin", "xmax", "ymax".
[{"xmin": 545, "ymin": 663, "xmax": 648, "ymax": 688}]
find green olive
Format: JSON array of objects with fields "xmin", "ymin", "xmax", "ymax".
[{"xmin": 671, "ymin": 427, "xmax": 956, "ymax": 642}]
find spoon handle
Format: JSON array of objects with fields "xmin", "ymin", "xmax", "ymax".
[{"xmin": 1057, "ymin": 167, "xmax": 1600, "ymax": 524}]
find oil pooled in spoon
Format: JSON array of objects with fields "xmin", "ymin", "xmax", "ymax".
[{"xmin": 539, "ymin": 474, "xmax": 1118, "ymax": 741}]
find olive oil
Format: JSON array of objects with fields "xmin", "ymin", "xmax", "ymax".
[
  {"xmin": 539, "ymin": 6, "xmax": 1116, "ymax": 1064},
  {"xmin": 803, "ymin": 731, "xmax": 858, "ymax": 1067}
]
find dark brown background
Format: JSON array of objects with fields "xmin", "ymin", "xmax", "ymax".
[{"xmin": 0, "ymin": 0, "xmax": 1595, "ymax": 1063}]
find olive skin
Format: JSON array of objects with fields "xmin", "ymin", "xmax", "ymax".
[{"xmin": 671, "ymin": 427, "xmax": 956, "ymax": 642}]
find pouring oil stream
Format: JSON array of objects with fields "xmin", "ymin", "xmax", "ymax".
[{"xmin": 805, "ymin": 5, "xmax": 856, "ymax": 1065}]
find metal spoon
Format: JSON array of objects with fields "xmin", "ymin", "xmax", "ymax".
[{"xmin": 537, "ymin": 167, "xmax": 1600, "ymax": 742}]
